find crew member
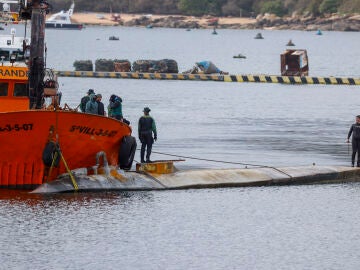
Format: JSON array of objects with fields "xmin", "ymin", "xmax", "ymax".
[
  {"xmin": 85, "ymin": 94, "xmax": 98, "ymax": 114},
  {"xmin": 108, "ymin": 94, "xmax": 123, "ymax": 120},
  {"xmin": 96, "ymin": 94, "xmax": 105, "ymax": 116},
  {"xmin": 138, "ymin": 107, "xmax": 157, "ymax": 163},
  {"xmin": 347, "ymin": 115, "xmax": 360, "ymax": 167},
  {"xmin": 80, "ymin": 89, "xmax": 95, "ymax": 112}
]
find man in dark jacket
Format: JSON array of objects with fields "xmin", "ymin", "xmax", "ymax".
[
  {"xmin": 347, "ymin": 115, "xmax": 360, "ymax": 167},
  {"xmin": 96, "ymin": 94, "xmax": 105, "ymax": 116},
  {"xmin": 138, "ymin": 107, "xmax": 157, "ymax": 163}
]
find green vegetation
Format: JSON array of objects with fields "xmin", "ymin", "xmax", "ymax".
[
  {"xmin": 319, "ymin": 0, "xmax": 340, "ymax": 14},
  {"xmin": 178, "ymin": 0, "xmax": 210, "ymax": 16},
  {"xmin": 49, "ymin": 0, "xmax": 360, "ymax": 16},
  {"xmin": 260, "ymin": 1, "xmax": 287, "ymax": 17}
]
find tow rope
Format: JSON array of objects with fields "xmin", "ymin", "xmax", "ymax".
[
  {"xmin": 45, "ymin": 106, "xmax": 79, "ymax": 191},
  {"xmin": 149, "ymin": 150, "xmax": 294, "ymax": 178},
  {"xmin": 58, "ymin": 148, "xmax": 79, "ymax": 191}
]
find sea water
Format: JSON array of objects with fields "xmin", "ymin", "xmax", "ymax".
[{"xmin": 1, "ymin": 24, "xmax": 360, "ymax": 270}]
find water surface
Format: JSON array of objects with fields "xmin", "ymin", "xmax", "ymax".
[{"xmin": 1, "ymin": 25, "xmax": 360, "ymax": 270}]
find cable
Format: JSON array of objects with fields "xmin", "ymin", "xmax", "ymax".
[{"xmin": 147, "ymin": 150, "xmax": 294, "ymax": 178}]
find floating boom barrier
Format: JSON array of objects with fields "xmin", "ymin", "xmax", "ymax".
[{"xmin": 55, "ymin": 71, "xmax": 360, "ymax": 85}]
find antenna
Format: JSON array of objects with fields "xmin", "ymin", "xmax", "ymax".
[{"xmin": 68, "ymin": 0, "xmax": 74, "ymax": 16}]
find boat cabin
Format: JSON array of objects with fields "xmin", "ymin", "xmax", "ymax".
[
  {"xmin": 0, "ymin": 29, "xmax": 30, "ymax": 112},
  {"xmin": 281, "ymin": 49, "xmax": 309, "ymax": 76},
  {"xmin": 0, "ymin": 65, "xmax": 29, "ymax": 112}
]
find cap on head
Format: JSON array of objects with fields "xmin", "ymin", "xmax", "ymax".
[
  {"xmin": 96, "ymin": 94, "xmax": 102, "ymax": 98},
  {"xmin": 87, "ymin": 89, "xmax": 95, "ymax": 94},
  {"xmin": 357, "ymin": 115, "xmax": 360, "ymax": 118},
  {"xmin": 143, "ymin": 107, "xmax": 151, "ymax": 113}
]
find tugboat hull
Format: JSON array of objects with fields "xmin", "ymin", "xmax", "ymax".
[{"xmin": 0, "ymin": 111, "xmax": 131, "ymax": 188}]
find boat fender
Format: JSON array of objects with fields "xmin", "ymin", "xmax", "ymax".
[
  {"xmin": 42, "ymin": 141, "xmax": 60, "ymax": 167},
  {"xmin": 118, "ymin": 136, "xmax": 137, "ymax": 170}
]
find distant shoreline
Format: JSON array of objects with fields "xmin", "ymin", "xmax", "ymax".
[
  {"xmin": 70, "ymin": 12, "xmax": 256, "ymax": 27},
  {"xmin": 69, "ymin": 12, "xmax": 360, "ymax": 31}
]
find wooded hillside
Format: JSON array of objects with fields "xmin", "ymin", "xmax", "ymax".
[{"xmin": 49, "ymin": 0, "xmax": 360, "ymax": 17}]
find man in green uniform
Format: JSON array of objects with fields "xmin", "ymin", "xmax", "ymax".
[{"xmin": 138, "ymin": 107, "xmax": 157, "ymax": 163}]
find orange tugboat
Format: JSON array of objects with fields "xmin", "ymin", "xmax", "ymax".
[{"xmin": 0, "ymin": 0, "xmax": 136, "ymax": 189}]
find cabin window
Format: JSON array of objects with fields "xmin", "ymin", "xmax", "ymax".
[
  {"xmin": 12, "ymin": 50, "xmax": 25, "ymax": 62},
  {"xmin": 14, "ymin": 83, "xmax": 28, "ymax": 97},
  {"xmin": 0, "ymin": 82, "xmax": 9, "ymax": 96},
  {"xmin": 0, "ymin": 50, "xmax": 10, "ymax": 61}
]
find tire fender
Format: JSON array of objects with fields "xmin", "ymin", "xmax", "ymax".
[
  {"xmin": 119, "ymin": 136, "xmax": 137, "ymax": 170},
  {"xmin": 42, "ymin": 141, "xmax": 60, "ymax": 167}
]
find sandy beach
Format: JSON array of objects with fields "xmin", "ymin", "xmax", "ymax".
[
  {"xmin": 58, "ymin": 12, "xmax": 360, "ymax": 31},
  {"xmin": 70, "ymin": 12, "xmax": 256, "ymax": 27}
]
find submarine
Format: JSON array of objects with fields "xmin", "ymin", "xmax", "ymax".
[{"xmin": 32, "ymin": 159, "xmax": 360, "ymax": 194}]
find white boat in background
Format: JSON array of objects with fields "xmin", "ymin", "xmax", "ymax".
[
  {"xmin": 0, "ymin": 27, "xmax": 30, "ymax": 66},
  {"xmin": 45, "ymin": 1, "xmax": 83, "ymax": 30}
]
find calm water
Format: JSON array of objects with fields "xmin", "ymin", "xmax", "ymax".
[{"xmin": 1, "ymin": 24, "xmax": 360, "ymax": 269}]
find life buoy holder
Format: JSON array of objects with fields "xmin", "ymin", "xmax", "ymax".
[
  {"xmin": 118, "ymin": 136, "xmax": 137, "ymax": 170},
  {"xmin": 42, "ymin": 141, "xmax": 60, "ymax": 167}
]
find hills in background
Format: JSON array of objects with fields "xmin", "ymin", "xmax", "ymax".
[{"xmin": 50, "ymin": 0, "xmax": 360, "ymax": 17}]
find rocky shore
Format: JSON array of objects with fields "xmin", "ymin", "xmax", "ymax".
[{"xmin": 71, "ymin": 12, "xmax": 360, "ymax": 32}]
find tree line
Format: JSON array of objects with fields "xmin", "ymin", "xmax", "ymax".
[{"xmin": 49, "ymin": 0, "xmax": 360, "ymax": 17}]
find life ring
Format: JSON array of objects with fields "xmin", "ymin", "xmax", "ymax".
[
  {"xmin": 118, "ymin": 136, "xmax": 137, "ymax": 170},
  {"xmin": 42, "ymin": 141, "xmax": 60, "ymax": 167}
]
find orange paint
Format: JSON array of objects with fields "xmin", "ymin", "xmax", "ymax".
[
  {"xmin": 0, "ymin": 98, "xmax": 30, "ymax": 112},
  {"xmin": 0, "ymin": 66, "xmax": 28, "ymax": 80},
  {"xmin": 0, "ymin": 66, "xmax": 29, "ymax": 113},
  {"xmin": 0, "ymin": 111, "xmax": 132, "ymax": 187}
]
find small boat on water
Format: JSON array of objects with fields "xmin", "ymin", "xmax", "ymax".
[
  {"xmin": 0, "ymin": 0, "xmax": 135, "ymax": 189},
  {"xmin": 286, "ymin": 39, "xmax": 295, "ymax": 46},
  {"xmin": 109, "ymin": 36, "xmax": 119, "ymax": 41},
  {"xmin": 254, "ymin": 32, "xmax": 264, "ymax": 39},
  {"xmin": 316, "ymin": 29, "xmax": 323, "ymax": 35},
  {"xmin": 233, "ymin": 53, "xmax": 246, "ymax": 59},
  {"xmin": 45, "ymin": 1, "xmax": 83, "ymax": 30}
]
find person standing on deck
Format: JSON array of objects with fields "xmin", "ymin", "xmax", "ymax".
[
  {"xmin": 85, "ymin": 94, "xmax": 98, "ymax": 114},
  {"xmin": 138, "ymin": 107, "xmax": 157, "ymax": 163},
  {"xmin": 347, "ymin": 115, "xmax": 360, "ymax": 167},
  {"xmin": 108, "ymin": 94, "xmax": 123, "ymax": 120},
  {"xmin": 80, "ymin": 89, "xmax": 95, "ymax": 112},
  {"xmin": 96, "ymin": 94, "xmax": 105, "ymax": 116}
]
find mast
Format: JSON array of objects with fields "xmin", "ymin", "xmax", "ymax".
[
  {"xmin": 18, "ymin": 0, "xmax": 50, "ymax": 109},
  {"xmin": 29, "ymin": 0, "xmax": 46, "ymax": 109}
]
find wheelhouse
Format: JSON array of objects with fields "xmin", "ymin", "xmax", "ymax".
[{"xmin": 0, "ymin": 66, "xmax": 29, "ymax": 112}]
